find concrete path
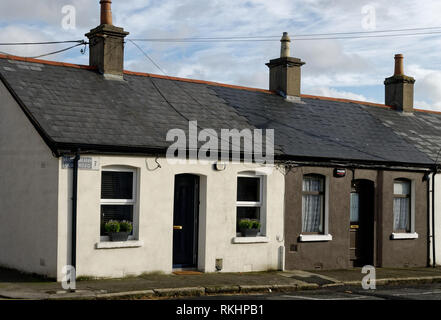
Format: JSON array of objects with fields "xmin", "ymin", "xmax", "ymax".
[{"xmin": 0, "ymin": 267, "xmax": 440, "ymax": 300}]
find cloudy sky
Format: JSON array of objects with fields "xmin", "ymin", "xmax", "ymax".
[{"xmin": 1, "ymin": 0, "xmax": 441, "ymax": 110}]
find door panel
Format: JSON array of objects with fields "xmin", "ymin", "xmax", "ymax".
[
  {"xmin": 173, "ymin": 174, "xmax": 199, "ymax": 268},
  {"xmin": 349, "ymin": 180, "xmax": 374, "ymax": 267}
]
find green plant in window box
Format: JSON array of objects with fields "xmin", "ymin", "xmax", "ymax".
[
  {"xmin": 238, "ymin": 219, "xmax": 261, "ymax": 237},
  {"xmin": 104, "ymin": 220, "xmax": 120, "ymax": 233},
  {"xmin": 104, "ymin": 220, "xmax": 132, "ymax": 242},
  {"xmin": 119, "ymin": 220, "xmax": 133, "ymax": 233}
]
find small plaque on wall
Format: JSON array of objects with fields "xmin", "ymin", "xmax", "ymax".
[
  {"xmin": 62, "ymin": 156, "xmax": 100, "ymax": 171},
  {"xmin": 333, "ymin": 168, "xmax": 346, "ymax": 178}
]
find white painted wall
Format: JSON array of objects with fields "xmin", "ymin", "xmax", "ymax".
[
  {"xmin": 0, "ymin": 81, "xmax": 59, "ymax": 278},
  {"xmin": 57, "ymin": 156, "xmax": 285, "ymax": 280},
  {"xmin": 430, "ymin": 174, "xmax": 441, "ymax": 266}
]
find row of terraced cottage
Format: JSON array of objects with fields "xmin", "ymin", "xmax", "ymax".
[{"xmin": 0, "ymin": 1, "xmax": 441, "ymax": 281}]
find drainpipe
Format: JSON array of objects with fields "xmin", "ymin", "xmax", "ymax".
[
  {"xmin": 71, "ymin": 151, "xmax": 80, "ymax": 274},
  {"xmin": 432, "ymin": 168, "xmax": 437, "ymax": 267}
]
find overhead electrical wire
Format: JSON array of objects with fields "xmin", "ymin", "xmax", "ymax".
[
  {"xmin": 129, "ymin": 39, "xmax": 215, "ymax": 125},
  {"xmin": 128, "ymin": 39, "xmax": 254, "ymax": 155},
  {"xmin": 0, "ymin": 25, "xmax": 439, "ymax": 49},
  {"xmin": 0, "ymin": 26, "xmax": 440, "ymax": 47},
  {"xmin": 130, "ymin": 31, "xmax": 441, "ymax": 42},
  {"xmin": 130, "ymin": 26, "xmax": 441, "ymax": 42},
  {"xmin": 292, "ymin": 31, "xmax": 441, "ymax": 41},
  {"xmin": 129, "ymin": 40, "xmax": 375, "ymax": 161},
  {"xmin": 0, "ymin": 40, "xmax": 85, "ymax": 46},
  {"xmin": 0, "ymin": 41, "xmax": 87, "ymax": 59},
  {"xmin": 284, "ymin": 26, "xmax": 441, "ymax": 37},
  {"xmin": 128, "ymin": 40, "xmax": 167, "ymax": 75},
  {"xmin": 30, "ymin": 42, "xmax": 87, "ymax": 59}
]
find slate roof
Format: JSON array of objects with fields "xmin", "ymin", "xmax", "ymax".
[
  {"xmin": 0, "ymin": 55, "xmax": 435, "ymax": 167},
  {"xmin": 366, "ymin": 107, "xmax": 441, "ymax": 163},
  {"xmin": 212, "ymin": 86, "xmax": 433, "ymax": 165}
]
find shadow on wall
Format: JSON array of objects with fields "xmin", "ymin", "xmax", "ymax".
[{"xmin": 0, "ymin": 266, "xmax": 54, "ymax": 283}]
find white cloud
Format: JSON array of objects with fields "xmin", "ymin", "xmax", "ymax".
[
  {"xmin": 304, "ymin": 87, "xmax": 371, "ymax": 102},
  {"xmin": 2, "ymin": 0, "xmax": 441, "ymax": 111},
  {"xmin": 0, "ymin": 25, "xmax": 53, "ymax": 56}
]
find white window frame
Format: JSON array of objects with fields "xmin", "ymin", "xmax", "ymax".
[
  {"xmin": 235, "ymin": 172, "xmax": 266, "ymax": 237},
  {"xmin": 391, "ymin": 179, "xmax": 418, "ymax": 240},
  {"xmin": 100, "ymin": 166, "xmax": 138, "ymax": 242},
  {"xmin": 299, "ymin": 174, "xmax": 332, "ymax": 242}
]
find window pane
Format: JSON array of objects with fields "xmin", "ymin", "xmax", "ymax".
[
  {"xmin": 394, "ymin": 181, "xmax": 410, "ymax": 195},
  {"xmin": 101, "ymin": 171, "xmax": 133, "ymax": 199},
  {"xmin": 393, "ymin": 198, "xmax": 410, "ymax": 232},
  {"xmin": 303, "ymin": 176, "xmax": 324, "ymax": 192},
  {"xmin": 236, "ymin": 207, "xmax": 260, "ymax": 232},
  {"xmin": 237, "ymin": 177, "xmax": 260, "ymax": 202},
  {"xmin": 302, "ymin": 194, "xmax": 323, "ymax": 233},
  {"xmin": 100, "ymin": 205, "xmax": 133, "ymax": 236},
  {"xmin": 350, "ymin": 193, "xmax": 360, "ymax": 223}
]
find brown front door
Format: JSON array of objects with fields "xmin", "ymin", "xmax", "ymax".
[{"xmin": 349, "ymin": 180, "xmax": 374, "ymax": 267}]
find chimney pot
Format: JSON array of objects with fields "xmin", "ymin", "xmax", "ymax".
[
  {"xmin": 394, "ymin": 53, "xmax": 404, "ymax": 76},
  {"xmin": 100, "ymin": 0, "xmax": 113, "ymax": 25},
  {"xmin": 384, "ymin": 54, "xmax": 415, "ymax": 113},
  {"xmin": 280, "ymin": 32, "xmax": 291, "ymax": 58}
]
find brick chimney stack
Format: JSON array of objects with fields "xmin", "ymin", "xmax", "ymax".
[
  {"xmin": 384, "ymin": 54, "xmax": 415, "ymax": 113},
  {"xmin": 86, "ymin": 0, "xmax": 129, "ymax": 78},
  {"xmin": 266, "ymin": 32, "xmax": 305, "ymax": 102}
]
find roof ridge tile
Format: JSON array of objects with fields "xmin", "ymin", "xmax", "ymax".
[{"xmin": 1, "ymin": 53, "xmax": 440, "ymax": 115}]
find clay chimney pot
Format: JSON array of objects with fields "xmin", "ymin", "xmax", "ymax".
[
  {"xmin": 280, "ymin": 32, "xmax": 291, "ymax": 58},
  {"xmin": 100, "ymin": 0, "xmax": 113, "ymax": 25},
  {"xmin": 394, "ymin": 54, "xmax": 404, "ymax": 76}
]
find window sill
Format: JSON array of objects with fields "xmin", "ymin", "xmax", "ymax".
[
  {"xmin": 232, "ymin": 236, "xmax": 270, "ymax": 244},
  {"xmin": 95, "ymin": 240, "xmax": 144, "ymax": 249},
  {"xmin": 299, "ymin": 234, "xmax": 333, "ymax": 242},
  {"xmin": 391, "ymin": 233, "xmax": 419, "ymax": 240}
]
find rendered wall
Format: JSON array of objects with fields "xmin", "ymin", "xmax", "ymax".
[
  {"xmin": 0, "ymin": 81, "xmax": 59, "ymax": 278},
  {"xmin": 57, "ymin": 157, "xmax": 285, "ymax": 280},
  {"xmin": 285, "ymin": 167, "xmax": 428, "ymax": 270}
]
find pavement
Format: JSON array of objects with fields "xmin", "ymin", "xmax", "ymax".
[
  {"xmin": 0, "ymin": 267, "xmax": 440, "ymax": 300},
  {"xmin": 192, "ymin": 283, "xmax": 441, "ymax": 300}
]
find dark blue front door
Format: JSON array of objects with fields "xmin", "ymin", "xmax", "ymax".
[{"xmin": 173, "ymin": 174, "xmax": 199, "ymax": 268}]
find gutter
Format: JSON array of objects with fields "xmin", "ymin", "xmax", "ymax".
[
  {"xmin": 71, "ymin": 151, "xmax": 80, "ymax": 277},
  {"xmin": 432, "ymin": 168, "xmax": 437, "ymax": 267},
  {"xmin": 55, "ymin": 143, "xmax": 434, "ymax": 171},
  {"xmin": 281, "ymin": 160, "xmax": 433, "ymax": 173}
]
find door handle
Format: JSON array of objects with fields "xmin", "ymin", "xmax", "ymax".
[{"xmin": 173, "ymin": 226, "xmax": 183, "ymax": 230}]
